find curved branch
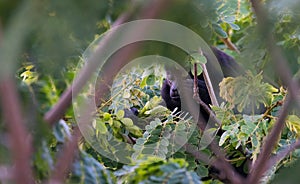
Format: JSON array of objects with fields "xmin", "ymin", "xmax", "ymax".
[{"xmin": 246, "ymin": 0, "xmax": 300, "ymax": 183}]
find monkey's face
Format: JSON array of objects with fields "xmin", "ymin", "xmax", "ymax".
[
  {"xmin": 166, "ymin": 71, "xmax": 180, "ymax": 100},
  {"xmin": 167, "ymin": 79, "xmax": 180, "ymax": 100}
]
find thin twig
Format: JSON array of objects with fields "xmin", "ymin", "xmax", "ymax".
[
  {"xmin": 201, "ymin": 63, "xmax": 219, "ymax": 107},
  {"xmin": 185, "ymin": 142, "xmax": 243, "ymax": 183},
  {"xmin": 193, "ymin": 63, "xmax": 199, "ymax": 99},
  {"xmin": 221, "ymin": 37, "xmax": 240, "ymax": 53},
  {"xmin": 180, "ymin": 62, "xmax": 242, "ymax": 183},
  {"xmin": 193, "ymin": 96, "xmax": 222, "ymax": 127}
]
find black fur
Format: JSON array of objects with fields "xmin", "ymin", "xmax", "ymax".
[{"xmin": 161, "ymin": 47, "xmax": 242, "ymax": 116}]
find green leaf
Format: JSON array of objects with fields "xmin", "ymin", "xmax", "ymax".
[
  {"xmin": 140, "ymin": 77, "xmax": 147, "ymax": 88},
  {"xmin": 94, "ymin": 119, "xmax": 108, "ymax": 134},
  {"xmin": 286, "ymin": 115, "xmax": 300, "ymax": 136},
  {"xmin": 190, "ymin": 53, "xmax": 207, "ymax": 64},
  {"xmin": 228, "ymin": 22, "xmax": 240, "ymax": 30},
  {"xmin": 121, "ymin": 118, "xmax": 134, "ymax": 127},
  {"xmin": 219, "ymin": 131, "xmax": 230, "ymax": 146},
  {"xmin": 241, "ymin": 122, "xmax": 256, "ymax": 135},
  {"xmin": 144, "ymin": 105, "xmax": 168, "ymax": 115},
  {"xmin": 196, "ymin": 165, "xmax": 209, "ymax": 177},
  {"xmin": 116, "ymin": 110, "xmax": 125, "ymax": 119},
  {"xmin": 243, "ymin": 114, "xmax": 263, "ymax": 124},
  {"xmin": 219, "ymin": 71, "xmax": 276, "ymax": 113},
  {"xmin": 191, "ymin": 64, "xmax": 203, "ymax": 76},
  {"xmin": 69, "ymin": 151, "xmax": 115, "ymax": 184},
  {"xmin": 146, "ymin": 74, "xmax": 156, "ymax": 85},
  {"xmin": 103, "ymin": 112, "xmax": 111, "ymax": 121},
  {"xmin": 223, "ymin": 15, "xmax": 236, "ymax": 23},
  {"xmin": 212, "ymin": 23, "xmax": 228, "ymax": 38}
]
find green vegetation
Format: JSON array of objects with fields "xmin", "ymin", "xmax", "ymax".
[{"xmin": 1, "ymin": 0, "xmax": 300, "ymax": 183}]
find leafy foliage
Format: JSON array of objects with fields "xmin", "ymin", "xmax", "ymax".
[
  {"xmin": 114, "ymin": 157, "xmax": 201, "ymax": 184},
  {"xmin": 2, "ymin": 0, "xmax": 300, "ymax": 183},
  {"xmin": 108, "ymin": 64, "xmax": 164, "ymax": 113},
  {"xmin": 69, "ymin": 151, "xmax": 116, "ymax": 184},
  {"xmin": 132, "ymin": 114, "xmax": 195, "ymax": 160},
  {"xmin": 219, "ymin": 71, "xmax": 277, "ymax": 113}
]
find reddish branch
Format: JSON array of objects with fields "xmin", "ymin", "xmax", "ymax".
[
  {"xmin": 247, "ymin": 95, "xmax": 291, "ymax": 183},
  {"xmin": 45, "ymin": 0, "xmax": 171, "ymax": 183},
  {"xmin": 246, "ymin": 0, "xmax": 300, "ymax": 183},
  {"xmin": 48, "ymin": 127, "xmax": 81, "ymax": 183},
  {"xmin": 190, "ymin": 63, "xmax": 243, "ymax": 183},
  {"xmin": 265, "ymin": 138, "xmax": 300, "ymax": 174},
  {"xmin": 221, "ymin": 37, "xmax": 240, "ymax": 53},
  {"xmin": 0, "ymin": 78, "xmax": 34, "ymax": 184},
  {"xmin": 43, "ymin": 13, "xmax": 131, "ymax": 126},
  {"xmin": 193, "ymin": 63, "xmax": 199, "ymax": 100},
  {"xmin": 201, "ymin": 63, "xmax": 219, "ymax": 107},
  {"xmin": 44, "ymin": 0, "xmax": 171, "ymax": 126},
  {"xmin": 249, "ymin": 0, "xmax": 300, "ymax": 102}
]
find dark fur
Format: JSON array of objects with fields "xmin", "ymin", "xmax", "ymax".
[
  {"xmin": 161, "ymin": 47, "xmax": 242, "ymax": 117},
  {"xmin": 161, "ymin": 47, "xmax": 248, "ymax": 180}
]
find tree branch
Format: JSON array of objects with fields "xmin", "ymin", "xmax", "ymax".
[
  {"xmin": 43, "ymin": 13, "xmax": 131, "ymax": 126},
  {"xmin": 247, "ymin": 0, "xmax": 300, "ymax": 183},
  {"xmin": 221, "ymin": 37, "xmax": 240, "ymax": 53},
  {"xmin": 184, "ymin": 61, "xmax": 242, "ymax": 183},
  {"xmin": 47, "ymin": 127, "xmax": 81, "ymax": 183},
  {"xmin": 247, "ymin": 94, "xmax": 292, "ymax": 184},
  {"xmin": 201, "ymin": 63, "xmax": 219, "ymax": 107},
  {"xmin": 0, "ymin": 77, "xmax": 34, "ymax": 184},
  {"xmin": 45, "ymin": 1, "xmax": 171, "ymax": 182},
  {"xmin": 265, "ymin": 138, "xmax": 300, "ymax": 174}
]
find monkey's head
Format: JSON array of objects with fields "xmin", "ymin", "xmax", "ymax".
[{"xmin": 166, "ymin": 71, "xmax": 180, "ymax": 100}]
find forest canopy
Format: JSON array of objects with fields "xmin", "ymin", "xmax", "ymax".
[{"xmin": 1, "ymin": 0, "xmax": 300, "ymax": 183}]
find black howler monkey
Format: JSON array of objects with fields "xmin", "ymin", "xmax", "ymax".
[
  {"xmin": 161, "ymin": 47, "xmax": 242, "ymax": 118},
  {"xmin": 161, "ymin": 48, "xmax": 249, "ymax": 181}
]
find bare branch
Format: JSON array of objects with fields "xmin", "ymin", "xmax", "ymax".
[
  {"xmin": 43, "ymin": 13, "xmax": 131, "ymax": 126},
  {"xmin": 247, "ymin": 0, "xmax": 300, "ymax": 183},
  {"xmin": 0, "ymin": 77, "xmax": 34, "ymax": 184},
  {"xmin": 186, "ymin": 61, "xmax": 242, "ymax": 183},
  {"xmin": 209, "ymin": 140, "xmax": 244, "ymax": 184},
  {"xmin": 193, "ymin": 63, "xmax": 199, "ymax": 99},
  {"xmin": 247, "ymin": 94, "xmax": 292, "ymax": 184},
  {"xmin": 47, "ymin": 127, "xmax": 81, "ymax": 183},
  {"xmin": 264, "ymin": 139, "xmax": 300, "ymax": 174},
  {"xmin": 249, "ymin": 0, "xmax": 300, "ymax": 103},
  {"xmin": 44, "ymin": 0, "xmax": 171, "ymax": 126},
  {"xmin": 201, "ymin": 63, "xmax": 219, "ymax": 107},
  {"xmin": 184, "ymin": 142, "xmax": 244, "ymax": 184},
  {"xmin": 221, "ymin": 37, "xmax": 240, "ymax": 53},
  {"xmin": 46, "ymin": 1, "xmax": 171, "ymax": 182},
  {"xmin": 0, "ymin": 166, "xmax": 13, "ymax": 183}
]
